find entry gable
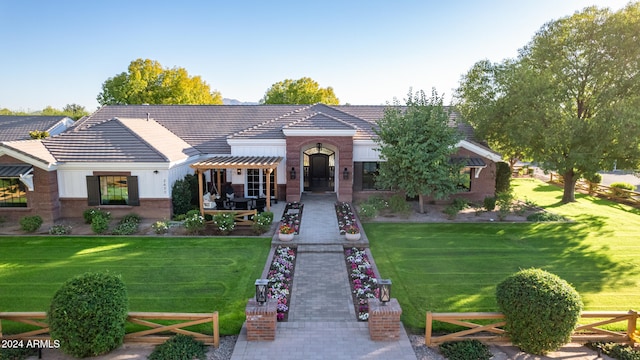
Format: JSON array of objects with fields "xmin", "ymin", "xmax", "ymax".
[{"xmin": 282, "ymin": 112, "xmax": 357, "ymax": 137}]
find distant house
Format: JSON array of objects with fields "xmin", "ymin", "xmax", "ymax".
[{"xmin": 0, "ymin": 104, "xmax": 500, "ymax": 223}]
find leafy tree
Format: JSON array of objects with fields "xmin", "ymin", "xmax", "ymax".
[
  {"xmin": 260, "ymin": 77, "xmax": 339, "ymax": 104},
  {"xmin": 374, "ymin": 89, "xmax": 464, "ymax": 213},
  {"xmin": 455, "ymin": 4, "xmax": 640, "ymax": 203},
  {"xmin": 63, "ymin": 103, "xmax": 89, "ymax": 119},
  {"xmin": 97, "ymin": 58, "xmax": 223, "ymax": 106}
]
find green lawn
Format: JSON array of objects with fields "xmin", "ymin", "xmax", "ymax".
[
  {"xmin": 367, "ymin": 178, "xmax": 640, "ymax": 332},
  {"xmin": 0, "ymin": 236, "xmax": 271, "ymax": 335}
]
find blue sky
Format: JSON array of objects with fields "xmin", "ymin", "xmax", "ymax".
[{"xmin": 0, "ymin": 0, "xmax": 631, "ymax": 112}]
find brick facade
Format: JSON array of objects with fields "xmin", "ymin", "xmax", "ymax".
[
  {"xmin": 285, "ymin": 136, "xmax": 354, "ymax": 203},
  {"xmin": 59, "ymin": 198, "xmax": 172, "ymax": 220},
  {"xmin": 245, "ymin": 299, "xmax": 277, "ymax": 341},
  {"xmin": 0, "ymin": 155, "xmax": 60, "ymax": 224}
]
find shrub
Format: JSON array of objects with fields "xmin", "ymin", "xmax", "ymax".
[
  {"xmin": 495, "ymin": 161, "xmax": 511, "ymax": 193},
  {"xmin": 483, "ymin": 196, "xmax": 496, "ymax": 211},
  {"xmin": 152, "ymin": 220, "xmax": 170, "ymax": 234},
  {"xmin": 19, "ymin": 215, "xmax": 42, "ymax": 233},
  {"xmin": 148, "ymin": 334, "xmax": 207, "ymax": 360},
  {"xmin": 83, "ymin": 208, "xmax": 111, "ymax": 224},
  {"xmin": 586, "ymin": 342, "xmax": 640, "ymax": 360},
  {"xmin": 610, "ymin": 182, "xmax": 636, "ymax": 198},
  {"xmin": 48, "ymin": 272, "xmax": 128, "ymax": 358},
  {"xmin": 439, "ymin": 340, "xmax": 492, "ymax": 360},
  {"xmin": 49, "ymin": 224, "xmax": 72, "ymax": 235},
  {"xmin": 358, "ymin": 203, "xmax": 378, "ymax": 220},
  {"xmin": 366, "ymin": 195, "xmax": 389, "ymax": 211},
  {"xmin": 496, "ymin": 191, "xmax": 514, "ymax": 221},
  {"xmin": 213, "ymin": 212, "xmax": 235, "ymax": 234},
  {"xmin": 526, "ymin": 212, "xmax": 567, "ymax": 222},
  {"xmin": 388, "ymin": 194, "xmax": 411, "ymax": 215},
  {"xmin": 0, "ymin": 348, "xmax": 38, "ymax": 360},
  {"xmin": 443, "ymin": 204, "xmax": 460, "ymax": 219},
  {"xmin": 172, "ymin": 177, "xmax": 193, "ymax": 216},
  {"xmin": 251, "ymin": 212, "xmax": 272, "ymax": 235},
  {"xmin": 583, "ymin": 172, "xmax": 602, "ymax": 184},
  {"xmin": 111, "ymin": 221, "xmax": 138, "ymax": 235},
  {"xmin": 111, "ymin": 214, "xmax": 141, "ymax": 235},
  {"xmin": 496, "ymin": 268, "xmax": 583, "ymax": 355},
  {"xmin": 120, "ymin": 213, "xmax": 141, "ymax": 224},
  {"xmin": 183, "ymin": 210, "xmax": 205, "ymax": 234},
  {"xmin": 91, "ymin": 212, "xmax": 110, "ymax": 234}
]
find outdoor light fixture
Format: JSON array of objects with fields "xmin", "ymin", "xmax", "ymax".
[
  {"xmin": 343, "ymin": 167, "xmax": 349, "ymax": 180},
  {"xmin": 290, "ymin": 167, "xmax": 296, "ymax": 180},
  {"xmin": 237, "ymin": 169, "xmax": 242, "ymax": 175},
  {"xmin": 316, "ymin": 142, "xmax": 322, "ymax": 152},
  {"xmin": 255, "ymin": 279, "xmax": 269, "ymax": 305},
  {"xmin": 378, "ymin": 279, "xmax": 392, "ymax": 304}
]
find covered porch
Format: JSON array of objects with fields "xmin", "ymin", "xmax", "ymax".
[{"xmin": 190, "ymin": 156, "xmax": 283, "ymax": 217}]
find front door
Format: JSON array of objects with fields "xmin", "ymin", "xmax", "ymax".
[{"xmin": 309, "ymin": 154, "xmax": 331, "ymax": 192}]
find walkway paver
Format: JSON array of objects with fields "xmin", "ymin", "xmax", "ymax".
[{"xmin": 231, "ymin": 193, "xmax": 415, "ymax": 360}]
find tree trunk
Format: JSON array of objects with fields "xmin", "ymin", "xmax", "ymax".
[
  {"xmin": 561, "ymin": 170, "xmax": 578, "ymax": 203},
  {"xmin": 418, "ymin": 194, "xmax": 425, "ymax": 213}
]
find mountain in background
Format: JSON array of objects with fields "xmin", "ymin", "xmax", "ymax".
[{"xmin": 223, "ymin": 98, "xmax": 259, "ymax": 105}]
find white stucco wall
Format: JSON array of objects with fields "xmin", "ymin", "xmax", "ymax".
[
  {"xmin": 229, "ymin": 139, "xmax": 288, "ymax": 184},
  {"xmin": 353, "ymin": 140, "xmax": 381, "ymax": 162}
]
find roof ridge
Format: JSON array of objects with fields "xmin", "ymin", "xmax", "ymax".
[{"xmin": 228, "ymin": 104, "xmax": 313, "ymax": 139}]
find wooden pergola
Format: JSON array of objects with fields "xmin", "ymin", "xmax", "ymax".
[{"xmin": 190, "ymin": 155, "xmax": 283, "ymax": 213}]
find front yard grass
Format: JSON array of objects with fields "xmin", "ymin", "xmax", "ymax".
[
  {"xmin": 367, "ymin": 178, "xmax": 640, "ymax": 332},
  {"xmin": 0, "ymin": 236, "xmax": 271, "ymax": 335}
]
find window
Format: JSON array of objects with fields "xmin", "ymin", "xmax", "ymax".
[
  {"xmin": 458, "ymin": 168, "xmax": 472, "ymax": 192},
  {"xmin": 247, "ymin": 169, "xmax": 275, "ymax": 197},
  {"xmin": 86, "ymin": 175, "xmax": 139, "ymax": 206},
  {"xmin": 0, "ymin": 178, "xmax": 27, "ymax": 207},
  {"xmin": 362, "ymin": 162, "xmax": 380, "ymax": 190}
]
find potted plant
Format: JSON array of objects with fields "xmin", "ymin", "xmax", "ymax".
[
  {"xmin": 344, "ymin": 225, "xmax": 361, "ymax": 241},
  {"xmin": 278, "ymin": 224, "xmax": 295, "ymax": 241}
]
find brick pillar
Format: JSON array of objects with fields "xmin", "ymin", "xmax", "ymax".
[
  {"xmin": 245, "ymin": 299, "xmax": 277, "ymax": 341},
  {"xmin": 368, "ymin": 298, "xmax": 402, "ymax": 341}
]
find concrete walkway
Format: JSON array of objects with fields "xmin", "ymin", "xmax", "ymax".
[{"xmin": 231, "ymin": 193, "xmax": 417, "ymax": 360}]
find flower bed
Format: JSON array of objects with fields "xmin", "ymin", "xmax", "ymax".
[
  {"xmin": 335, "ymin": 202, "xmax": 357, "ymax": 235},
  {"xmin": 267, "ymin": 246, "xmax": 296, "ymax": 321},
  {"xmin": 280, "ymin": 202, "xmax": 303, "ymax": 234},
  {"xmin": 345, "ymin": 247, "xmax": 378, "ymax": 321}
]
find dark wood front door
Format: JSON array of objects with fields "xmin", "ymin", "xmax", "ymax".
[{"xmin": 309, "ymin": 154, "xmax": 331, "ymax": 191}]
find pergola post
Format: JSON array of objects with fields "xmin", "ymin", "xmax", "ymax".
[
  {"xmin": 266, "ymin": 168, "xmax": 272, "ymax": 211},
  {"xmin": 197, "ymin": 169, "xmax": 204, "ymax": 214}
]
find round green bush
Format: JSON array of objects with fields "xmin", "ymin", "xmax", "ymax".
[
  {"xmin": 19, "ymin": 215, "xmax": 43, "ymax": 233},
  {"xmin": 148, "ymin": 334, "xmax": 207, "ymax": 360},
  {"xmin": 496, "ymin": 268, "xmax": 583, "ymax": 355},
  {"xmin": 609, "ymin": 182, "xmax": 636, "ymax": 198},
  {"xmin": 48, "ymin": 272, "xmax": 128, "ymax": 358}
]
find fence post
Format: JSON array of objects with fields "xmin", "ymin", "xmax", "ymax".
[
  {"xmin": 425, "ymin": 311, "xmax": 433, "ymax": 346},
  {"xmin": 212, "ymin": 312, "xmax": 219, "ymax": 348},
  {"xmin": 628, "ymin": 310, "xmax": 638, "ymax": 345}
]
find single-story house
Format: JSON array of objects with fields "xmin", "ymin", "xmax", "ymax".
[{"xmin": 0, "ymin": 104, "xmax": 501, "ymax": 223}]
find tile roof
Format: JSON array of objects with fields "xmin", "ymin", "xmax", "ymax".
[
  {"xmin": 0, "ymin": 104, "xmax": 491, "ymax": 166},
  {"xmin": 0, "ymin": 115, "xmax": 71, "ymax": 141},
  {"xmin": 1, "ymin": 139, "xmax": 59, "ymax": 165},
  {"xmin": 42, "ymin": 118, "xmax": 170, "ymax": 163}
]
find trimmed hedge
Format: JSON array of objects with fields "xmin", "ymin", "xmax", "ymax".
[
  {"xmin": 495, "ymin": 162, "xmax": 511, "ymax": 193},
  {"xmin": 19, "ymin": 215, "xmax": 42, "ymax": 233},
  {"xmin": 48, "ymin": 272, "xmax": 128, "ymax": 358},
  {"xmin": 496, "ymin": 268, "xmax": 582, "ymax": 355}
]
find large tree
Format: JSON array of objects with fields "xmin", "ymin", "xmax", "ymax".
[
  {"xmin": 455, "ymin": 4, "xmax": 640, "ymax": 203},
  {"xmin": 97, "ymin": 59, "xmax": 223, "ymax": 105},
  {"xmin": 375, "ymin": 89, "xmax": 464, "ymax": 213},
  {"xmin": 260, "ymin": 77, "xmax": 339, "ymax": 104}
]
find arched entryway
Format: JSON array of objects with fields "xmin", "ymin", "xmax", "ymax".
[{"xmin": 303, "ymin": 143, "xmax": 335, "ymax": 193}]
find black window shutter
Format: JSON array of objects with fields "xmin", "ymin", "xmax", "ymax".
[
  {"xmin": 127, "ymin": 176, "xmax": 140, "ymax": 206},
  {"xmin": 353, "ymin": 162, "xmax": 363, "ymax": 191},
  {"xmin": 86, "ymin": 176, "xmax": 100, "ymax": 206}
]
